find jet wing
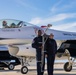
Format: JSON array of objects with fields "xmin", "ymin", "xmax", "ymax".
[{"xmin": 43, "ymin": 28, "xmax": 76, "ymax": 40}]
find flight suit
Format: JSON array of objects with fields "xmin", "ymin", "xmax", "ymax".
[
  {"xmin": 45, "ymin": 38, "xmax": 57, "ymax": 75},
  {"xmin": 32, "ymin": 36, "xmax": 45, "ymax": 75}
]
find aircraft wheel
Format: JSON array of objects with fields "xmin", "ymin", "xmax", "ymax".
[
  {"xmin": 64, "ymin": 62, "xmax": 72, "ymax": 72},
  {"xmin": 21, "ymin": 66, "xmax": 28, "ymax": 74},
  {"xmin": 8, "ymin": 64, "xmax": 15, "ymax": 70}
]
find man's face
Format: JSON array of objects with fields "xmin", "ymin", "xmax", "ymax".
[
  {"xmin": 38, "ymin": 30, "xmax": 42, "ymax": 36},
  {"xmin": 3, "ymin": 21, "xmax": 7, "ymax": 24},
  {"xmin": 49, "ymin": 34, "xmax": 54, "ymax": 39}
]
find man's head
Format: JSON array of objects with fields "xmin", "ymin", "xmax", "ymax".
[
  {"xmin": 38, "ymin": 30, "xmax": 42, "ymax": 36},
  {"xmin": 3, "ymin": 21, "xmax": 7, "ymax": 24},
  {"xmin": 49, "ymin": 33, "xmax": 54, "ymax": 39}
]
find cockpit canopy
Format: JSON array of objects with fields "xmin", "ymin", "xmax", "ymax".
[{"xmin": 0, "ymin": 19, "xmax": 34, "ymax": 28}]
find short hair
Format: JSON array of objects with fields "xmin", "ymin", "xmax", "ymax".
[
  {"xmin": 50, "ymin": 33, "xmax": 54, "ymax": 36},
  {"xmin": 38, "ymin": 30, "xmax": 42, "ymax": 32}
]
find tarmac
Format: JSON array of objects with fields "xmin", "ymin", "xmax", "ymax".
[{"xmin": 0, "ymin": 60, "xmax": 76, "ymax": 75}]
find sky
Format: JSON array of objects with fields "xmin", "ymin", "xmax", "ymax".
[{"xmin": 0, "ymin": 0, "xmax": 76, "ymax": 32}]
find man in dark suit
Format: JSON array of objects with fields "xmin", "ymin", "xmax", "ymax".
[
  {"xmin": 32, "ymin": 30, "xmax": 45, "ymax": 75},
  {"xmin": 45, "ymin": 33, "xmax": 57, "ymax": 75}
]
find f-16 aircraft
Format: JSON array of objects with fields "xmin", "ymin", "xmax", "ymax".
[
  {"xmin": 0, "ymin": 19, "xmax": 76, "ymax": 74},
  {"xmin": 0, "ymin": 45, "xmax": 20, "ymax": 70}
]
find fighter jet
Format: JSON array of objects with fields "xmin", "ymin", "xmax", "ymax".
[{"xmin": 0, "ymin": 19, "xmax": 76, "ymax": 74}]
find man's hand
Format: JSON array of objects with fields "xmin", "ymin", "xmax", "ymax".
[
  {"xmin": 45, "ymin": 54, "xmax": 47, "ymax": 58},
  {"xmin": 39, "ymin": 46, "xmax": 43, "ymax": 49}
]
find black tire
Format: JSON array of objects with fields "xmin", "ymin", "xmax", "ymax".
[
  {"xmin": 21, "ymin": 66, "xmax": 28, "ymax": 74},
  {"xmin": 8, "ymin": 64, "xmax": 15, "ymax": 70},
  {"xmin": 64, "ymin": 62, "xmax": 72, "ymax": 72}
]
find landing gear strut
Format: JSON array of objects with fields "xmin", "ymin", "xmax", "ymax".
[
  {"xmin": 64, "ymin": 49, "xmax": 75, "ymax": 72},
  {"xmin": 19, "ymin": 57, "xmax": 28, "ymax": 74}
]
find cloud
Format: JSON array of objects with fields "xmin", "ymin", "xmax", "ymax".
[
  {"xmin": 29, "ymin": 18, "xmax": 42, "ymax": 25},
  {"xmin": 51, "ymin": 22, "xmax": 76, "ymax": 31},
  {"xmin": 50, "ymin": 0, "xmax": 76, "ymax": 13},
  {"xmin": 50, "ymin": 0, "xmax": 62, "ymax": 13},
  {"xmin": 13, "ymin": 0, "xmax": 37, "ymax": 11},
  {"xmin": 29, "ymin": 13, "xmax": 76, "ymax": 25}
]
